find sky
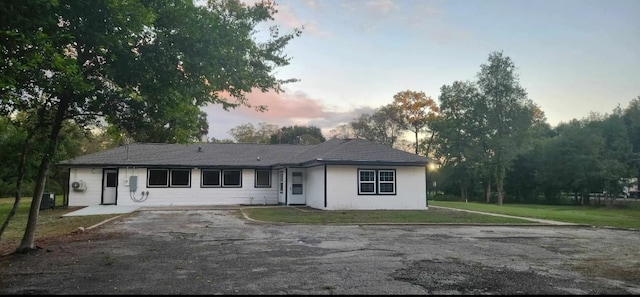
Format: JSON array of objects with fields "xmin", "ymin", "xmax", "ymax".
[{"xmin": 203, "ymin": 0, "xmax": 640, "ymax": 141}]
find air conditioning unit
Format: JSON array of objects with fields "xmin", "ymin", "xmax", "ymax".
[{"xmin": 71, "ymin": 180, "xmax": 87, "ymax": 192}]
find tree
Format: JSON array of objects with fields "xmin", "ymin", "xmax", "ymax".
[
  {"xmin": 270, "ymin": 125, "xmax": 326, "ymax": 144},
  {"xmin": 623, "ymin": 96, "xmax": 640, "ymax": 199},
  {"xmin": 476, "ymin": 51, "xmax": 537, "ymax": 205},
  {"xmin": 392, "ymin": 90, "xmax": 439, "ymax": 155},
  {"xmin": 229, "ymin": 122, "xmax": 279, "ymax": 143},
  {"xmin": 432, "ymin": 81, "xmax": 489, "ymax": 201},
  {"xmin": 0, "ymin": 0, "xmax": 300, "ymax": 252},
  {"xmin": 350, "ymin": 104, "xmax": 407, "ymax": 147},
  {"xmin": 328, "ymin": 123, "xmax": 355, "ymax": 140}
]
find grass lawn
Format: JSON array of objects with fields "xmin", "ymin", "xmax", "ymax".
[
  {"xmin": 242, "ymin": 206, "xmax": 534, "ymax": 224},
  {"xmin": 430, "ymin": 200, "xmax": 640, "ymax": 229},
  {"xmin": 0, "ymin": 196, "xmax": 122, "ymax": 255}
]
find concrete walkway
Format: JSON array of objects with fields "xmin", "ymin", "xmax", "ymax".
[
  {"xmin": 429, "ymin": 205, "xmax": 580, "ymax": 226},
  {"xmin": 62, "ymin": 205, "xmax": 140, "ymax": 217}
]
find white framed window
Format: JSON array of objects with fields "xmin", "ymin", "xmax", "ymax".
[
  {"xmin": 378, "ymin": 170, "xmax": 396, "ymax": 195},
  {"xmin": 255, "ymin": 170, "xmax": 271, "ymax": 188},
  {"xmin": 358, "ymin": 169, "xmax": 396, "ymax": 195},
  {"xmin": 279, "ymin": 171, "xmax": 284, "ymax": 193},
  {"xmin": 358, "ymin": 169, "xmax": 376, "ymax": 194}
]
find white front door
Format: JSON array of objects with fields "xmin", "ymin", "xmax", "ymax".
[
  {"xmin": 102, "ymin": 169, "xmax": 117, "ymax": 205},
  {"xmin": 288, "ymin": 170, "xmax": 305, "ymax": 205},
  {"xmin": 278, "ymin": 169, "xmax": 286, "ymax": 204}
]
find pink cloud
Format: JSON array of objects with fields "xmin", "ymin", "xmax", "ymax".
[
  {"xmin": 272, "ymin": 4, "xmax": 331, "ymax": 37},
  {"xmin": 204, "ymin": 90, "xmax": 376, "ymax": 140},
  {"xmin": 220, "ymin": 89, "xmax": 326, "ymax": 120}
]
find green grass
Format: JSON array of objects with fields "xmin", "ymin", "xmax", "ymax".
[
  {"xmin": 242, "ymin": 206, "xmax": 533, "ymax": 224},
  {"xmin": 430, "ymin": 200, "xmax": 640, "ymax": 229},
  {"xmin": 0, "ymin": 196, "xmax": 122, "ymax": 254}
]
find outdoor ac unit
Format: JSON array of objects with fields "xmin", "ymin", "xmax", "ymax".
[{"xmin": 71, "ymin": 180, "xmax": 87, "ymax": 192}]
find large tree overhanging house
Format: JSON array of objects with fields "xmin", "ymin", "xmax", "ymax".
[{"xmin": 57, "ymin": 138, "xmax": 431, "ymax": 210}]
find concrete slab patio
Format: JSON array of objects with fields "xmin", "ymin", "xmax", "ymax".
[{"xmin": 62, "ymin": 205, "xmax": 140, "ymax": 216}]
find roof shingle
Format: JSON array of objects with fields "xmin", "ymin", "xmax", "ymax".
[{"xmin": 58, "ymin": 138, "xmax": 429, "ymax": 167}]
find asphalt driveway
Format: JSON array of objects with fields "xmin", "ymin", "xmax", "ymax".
[{"xmin": 1, "ymin": 209, "xmax": 640, "ymax": 295}]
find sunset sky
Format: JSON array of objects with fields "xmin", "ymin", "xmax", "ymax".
[{"xmin": 203, "ymin": 0, "xmax": 639, "ymax": 141}]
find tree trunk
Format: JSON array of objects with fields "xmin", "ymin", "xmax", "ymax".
[
  {"xmin": 496, "ymin": 180, "xmax": 504, "ymax": 206},
  {"xmin": 0, "ymin": 132, "xmax": 33, "ymax": 242},
  {"xmin": 637, "ymin": 168, "xmax": 640, "ymax": 199},
  {"xmin": 485, "ymin": 180, "xmax": 491, "ymax": 203},
  {"xmin": 460, "ymin": 185, "xmax": 467, "ymax": 202},
  {"xmin": 16, "ymin": 98, "xmax": 69, "ymax": 253},
  {"xmin": 414, "ymin": 129, "xmax": 419, "ymax": 155},
  {"xmin": 495, "ymin": 165, "xmax": 505, "ymax": 206},
  {"xmin": 424, "ymin": 130, "xmax": 435, "ymax": 158}
]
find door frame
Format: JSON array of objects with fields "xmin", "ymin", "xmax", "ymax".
[{"xmin": 101, "ymin": 168, "xmax": 118, "ymax": 205}]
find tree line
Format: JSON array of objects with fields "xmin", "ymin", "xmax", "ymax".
[{"xmin": 325, "ymin": 52, "xmax": 640, "ymax": 206}]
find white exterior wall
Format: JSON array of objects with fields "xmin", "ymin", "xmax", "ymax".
[
  {"xmin": 305, "ymin": 165, "xmax": 325, "ymax": 209},
  {"xmin": 324, "ymin": 165, "xmax": 427, "ymax": 210},
  {"xmin": 68, "ymin": 168, "xmax": 105, "ymax": 206},
  {"xmin": 69, "ymin": 167, "xmax": 279, "ymax": 207}
]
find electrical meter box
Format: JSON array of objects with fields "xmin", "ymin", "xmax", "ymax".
[{"xmin": 129, "ymin": 176, "xmax": 138, "ymax": 192}]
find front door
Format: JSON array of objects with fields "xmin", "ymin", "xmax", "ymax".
[
  {"xmin": 278, "ymin": 169, "xmax": 286, "ymax": 204},
  {"xmin": 102, "ymin": 169, "xmax": 117, "ymax": 205}
]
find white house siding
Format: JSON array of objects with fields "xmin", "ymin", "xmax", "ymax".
[
  {"xmin": 305, "ymin": 165, "xmax": 325, "ymax": 209},
  {"xmin": 69, "ymin": 167, "xmax": 279, "ymax": 207},
  {"xmin": 325, "ymin": 165, "xmax": 427, "ymax": 210},
  {"xmin": 68, "ymin": 168, "xmax": 105, "ymax": 206}
]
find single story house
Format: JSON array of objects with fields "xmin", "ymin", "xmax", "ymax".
[{"xmin": 57, "ymin": 138, "xmax": 430, "ymax": 210}]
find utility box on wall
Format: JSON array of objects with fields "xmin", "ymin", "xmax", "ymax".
[{"xmin": 129, "ymin": 176, "xmax": 138, "ymax": 192}]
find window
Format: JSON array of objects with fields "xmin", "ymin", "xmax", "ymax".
[
  {"xmin": 148, "ymin": 169, "xmax": 191, "ymax": 188},
  {"xmin": 148, "ymin": 169, "xmax": 169, "ymax": 187},
  {"xmin": 223, "ymin": 170, "xmax": 242, "ymax": 187},
  {"xmin": 202, "ymin": 170, "xmax": 221, "ymax": 187},
  {"xmin": 358, "ymin": 170, "xmax": 376, "ymax": 194},
  {"xmin": 255, "ymin": 170, "xmax": 271, "ymax": 188},
  {"xmin": 171, "ymin": 169, "xmax": 191, "ymax": 187},
  {"xmin": 378, "ymin": 170, "xmax": 395, "ymax": 194},
  {"xmin": 105, "ymin": 171, "xmax": 117, "ymax": 187},
  {"xmin": 279, "ymin": 171, "xmax": 284, "ymax": 193},
  {"xmin": 292, "ymin": 172, "xmax": 303, "ymax": 195},
  {"xmin": 358, "ymin": 169, "xmax": 396, "ymax": 195}
]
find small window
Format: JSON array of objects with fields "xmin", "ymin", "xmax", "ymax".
[
  {"xmin": 292, "ymin": 172, "xmax": 303, "ymax": 195},
  {"xmin": 106, "ymin": 172, "xmax": 117, "ymax": 187},
  {"xmin": 170, "ymin": 169, "xmax": 190, "ymax": 187},
  {"xmin": 148, "ymin": 169, "xmax": 169, "ymax": 187},
  {"xmin": 202, "ymin": 170, "xmax": 221, "ymax": 187},
  {"xmin": 358, "ymin": 170, "xmax": 376, "ymax": 194},
  {"xmin": 279, "ymin": 171, "xmax": 284, "ymax": 193},
  {"xmin": 223, "ymin": 170, "xmax": 242, "ymax": 187},
  {"xmin": 255, "ymin": 170, "xmax": 271, "ymax": 188}
]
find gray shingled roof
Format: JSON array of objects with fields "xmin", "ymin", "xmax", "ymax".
[{"xmin": 57, "ymin": 138, "xmax": 429, "ymax": 168}]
